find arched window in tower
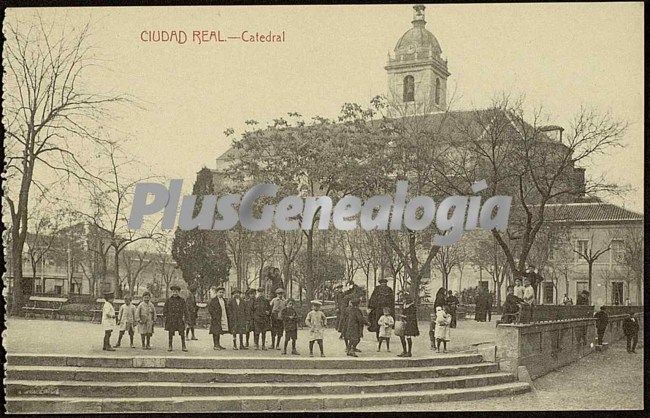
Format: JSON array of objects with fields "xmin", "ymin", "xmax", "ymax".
[
  {"xmin": 435, "ymin": 78, "xmax": 441, "ymax": 105},
  {"xmin": 403, "ymin": 75, "xmax": 415, "ymax": 102}
]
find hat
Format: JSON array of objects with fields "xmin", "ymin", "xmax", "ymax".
[
  {"xmin": 310, "ymin": 300, "xmax": 322, "ymax": 306},
  {"xmin": 378, "ymin": 278, "xmax": 388, "ymax": 284},
  {"xmin": 232, "ymin": 289, "xmax": 241, "ymax": 295},
  {"xmin": 276, "ymin": 288, "xmax": 285, "ymax": 294},
  {"xmin": 216, "ymin": 286, "xmax": 225, "ymax": 292},
  {"xmin": 103, "ymin": 292, "xmax": 114, "ymax": 298},
  {"xmin": 170, "ymin": 285, "xmax": 181, "ymax": 291}
]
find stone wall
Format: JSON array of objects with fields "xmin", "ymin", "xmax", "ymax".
[{"xmin": 496, "ymin": 312, "xmax": 643, "ymax": 380}]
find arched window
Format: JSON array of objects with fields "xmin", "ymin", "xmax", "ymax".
[
  {"xmin": 403, "ymin": 75, "xmax": 415, "ymax": 102},
  {"xmin": 435, "ymin": 78, "xmax": 441, "ymax": 105}
]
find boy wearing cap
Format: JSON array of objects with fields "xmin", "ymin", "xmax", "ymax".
[
  {"xmin": 101, "ymin": 292, "xmax": 117, "ymax": 351},
  {"xmin": 305, "ymin": 300, "xmax": 327, "ymax": 357},
  {"xmin": 136, "ymin": 291, "xmax": 156, "ymax": 349},
  {"xmin": 252, "ymin": 288, "xmax": 271, "ymax": 350},
  {"xmin": 279, "ymin": 298, "xmax": 300, "ymax": 355},
  {"xmin": 270, "ymin": 288, "xmax": 287, "ymax": 350},
  {"xmin": 228, "ymin": 289, "xmax": 248, "ymax": 350},
  {"xmin": 163, "ymin": 285, "xmax": 188, "ymax": 352}
]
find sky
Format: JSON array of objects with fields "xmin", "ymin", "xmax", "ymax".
[{"xmin": 5, "ymin": 3, "xmax": 645, "ymax": 212}]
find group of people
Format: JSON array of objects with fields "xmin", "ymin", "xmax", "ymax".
[
  {"xmin": 500, "ymin": 277, "xmax": 536, "ymax": 324},
  {"xmin": 100, "ymin": 291, "xmax": 156, "ymax": 351}
]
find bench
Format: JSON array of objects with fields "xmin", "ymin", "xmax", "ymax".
[
  {"xmin": 325, "ymin": 315, "xmax": 338, "ymax": 327},
  {"xmin": 22, "ymin": 296, "xmax": 68, "ymax": 319}
]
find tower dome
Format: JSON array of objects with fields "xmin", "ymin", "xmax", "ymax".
[
  {"xmin": 394, "ymin": 5, "xmax": 442, "ymax": 58},
  {"xmin": 385, "ymin": 4, "xmax": 450, "ymax": 116}
]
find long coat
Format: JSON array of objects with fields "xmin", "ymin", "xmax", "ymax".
[
  {"xmin": 336, "ymin": 291, "xmax": 357, "ymax": 333},
  {"xmin": 344, "ymin": 306, "xmax": 368, "ymax": 341},
  {"xmin": 185, "ymin": 292, "xmax": 198, "ymax": 327},
  {"xmin": 367, "ymin": 284, "xmax": 395, "ymax": 333},
  {"xmin": 163, "ymin": 295, "xmax": 188, "ymax": 333},
  {"xmin": 228, "ymin": 298, "xmax": 250, "ymax": 334},
  {"xmin": 401, "ymin": 303, "xmax": 420, "ymax": 337},
  {"xmin": 136, "ymin": 301, "xmax": 155, "ymax": 334},
  {"xmin": 252, "ymin": 296, "xmax": 271, "ymax": 333},
  {"xmin": 208, "ymin": 297, "xmax": 230, "ymax": 335}
]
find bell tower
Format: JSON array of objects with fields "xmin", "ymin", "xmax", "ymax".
[{"xmin": 385, "ymin": 5, "xmax": 450, "ymax": 117}]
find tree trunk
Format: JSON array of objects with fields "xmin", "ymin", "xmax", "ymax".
[
  {"xmin": 11, "ymin": 239, "xmax": 25, "ymax": 314},
  {"xmin": 305, "ymin": 229, "xmax": 314, "ymax": 301},
  {"xmin": 587, "ymin": 262, "xmax": 593, "ymax": 305}
]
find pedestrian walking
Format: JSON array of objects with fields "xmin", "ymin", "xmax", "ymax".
[
  {"xmin": 208, "ymin": 286, "xmax": 230, "ymax": 350},
  {"xmin": 185, "ymin": 284, "xmax": 199, "ymax": 340},
  {"xmin": 136, "ymin": 291, "xmax": 156, "ymax": 349},
  {"xmin": 305, "ymin": 299, "xmax": 327, "ymax": 357},
  {"xmin": 623, "ymin": 314, "xmax": 639, "ymax": 353},
  {"xmin": 228, "ymin": 289, "xmax": 248, "ymax": 350},
  {"xmin": 101, "ymin": 292, "xmax": 117, "ymax": 351},
  {"xmin": 252, "ymin": 288, "xmax": 271, "ymax": 350},
  {"xmin": 594, "ymin": 306, "xmax": 609, "ymax": 346},
  {"xmin": 115, "ymin": 296, "xmax": 136, "ymax": 348},
  {"xmin": 270, "ymin": 288, "xmax": 287, "ymax": 350},
  {"xmin": 280, "ymin": 298, "xmax": 300, "ymax": 355},
  {"xmin": 397, "ymin": 294, "xmax": 419, "ymax": 357},
  {"xmin": 434, "ymin": 305, "xmax": 452, "ymax": 352},
  {"xmin": 377, "ymin": 307, "xmax": 394, "ymax": 352},
  {"xmin": 163, "ymin": 285, "xmax": 188, "ymax": 352}
]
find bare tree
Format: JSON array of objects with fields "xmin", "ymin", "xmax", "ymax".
[
  {"xmin": 120, "ymin": 249, "xmax": 153, "ymax": 298},
  {"xmin": 3, "ymin": 15, "xmax": 127, "ymax": 312},
  {"xmin": 572, "ymin": 233, "xmax": 611, "ymax": 305}
]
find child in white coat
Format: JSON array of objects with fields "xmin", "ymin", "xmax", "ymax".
[
  {"xmin": 434, "ymin": 305, "xmax": 452, "ymax": 353},
  {"xmin": 377, "ymin": 307, "xmax": 394, "ymax": 352}
]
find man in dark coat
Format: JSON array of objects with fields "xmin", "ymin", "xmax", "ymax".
[
  {"xmin": 367, "ymin": 278, "xmax": 395, "ymax": 341},
  {"xmin": 623, "ymin": 314, "xmax": 639, "ymax": 353},
  {"xmin": 228, "ymin": 289, "xmax": 249, "ymax": 350},
  {"xmin": 594, "ymin": 306, "xmax": 609, "ymax": 346},
  {"xmin": 243, "ymin": 288, "xmax": 255, "ymax": 347},
  {"xmin": 501, "ymin": 285, "xmax": 524, "ymax": 324},
  {"xmin": 163, "ymin": 285, "xmax": 188, "ymax": 352},
  {"xmin": 185, "ymin": 284, "xmax": 199, "ymax": 340},
  {"xmin": 474, "ymin": 289, "xmax": 486, "ymax": 322},
  {"xmin": 252, "ymin": 288, "xmax": 271, "ymax": 350},
  {"xmin": 445, "ymin": 290, "xmax": 460, "ymax": 328},
  {"xmin": 208, "ymin": 286, "xmax": 230, "ymax": 350}
]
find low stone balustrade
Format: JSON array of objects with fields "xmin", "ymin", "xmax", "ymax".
[{"xmin": 496, "ymin": 312, "xmax": 643, "ymax": 380}]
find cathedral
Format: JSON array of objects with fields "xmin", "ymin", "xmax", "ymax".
[{"xmin": 211, "ymin": 4, "xmax": 643, "ymax": 307}]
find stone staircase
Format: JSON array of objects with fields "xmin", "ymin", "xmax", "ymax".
[{"xmin": 5, "ymin": 353, "xmax": 530, "ymax": 412}]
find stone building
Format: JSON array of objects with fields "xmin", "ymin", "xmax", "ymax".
[{"xmin": 205, "ymin": 4, "xmax": 642, "ymax": 305}]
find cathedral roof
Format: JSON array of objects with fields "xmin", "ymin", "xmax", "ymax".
[{"xmin": 395, "ymin": 24, "xmax": 442, "ymax": 56}]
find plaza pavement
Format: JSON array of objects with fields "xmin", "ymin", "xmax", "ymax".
[
  {"xmin": 4, "ymin": 317, "xmax": 500, "ymax": 358},
  {"xmin": 345, "ymin": 341, "xmax": 644, "ymax": 411}
]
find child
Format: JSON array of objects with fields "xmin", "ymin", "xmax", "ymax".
[
  {"xmin": 280, "ymin": 298, "xmax": 299, "ymax": 355},
  {"xmin": 434, "ymin": 305, "xmax": 452, "ymax": 353},
  {"xmin": 397, "ymin": 294, "xmax": 419, "ymax": 357},
  {"xmin": 101, "ymin": 292, "xmax": 117, "ymax": 351},
  {"xmin": 429, "ymin": 313, "xmax": 436, "ymax": 350},
  {"xmin": 344, "ymin": 298, "xmax": 368, "ymax": 357},
  {"xmin": 270, "ymin": 288, "xmax": 287, "ymax": 350},
  {"xmin": 163, "ymin": 284, "xmax": 188, "ymax": 352},
  {"xmin": 115, "ymin": 296, "xmax": 136, "ymax": 348},
  {"xmin": 136, "ymin": 291, "xmax": 156, "ymax": 349},
  {"xmin": 305, "ymin": 300, "xmax": 327, "ymax": 357},
  {"xmin": 377, "ymin": 307, "xmax": 394, "ymax": 352}
]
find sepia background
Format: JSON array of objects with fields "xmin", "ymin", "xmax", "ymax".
[{"xmin": 5, "ymin": 3, "xmax": 644, "ymax": 209}]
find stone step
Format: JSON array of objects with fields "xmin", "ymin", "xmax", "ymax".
[
  {"xmin": 7, "ymin": 362, "xmax": 500, "ymax": 383},
  {"xmin": 6, "ymin": 353, "xmax": 484, "ymax": 369},
  {"xmin": 6, "ymin": 372, "xmax": 516, "ymax": 398},
  {"xmin": 5, "ymin": 382, "xmax": 531, "ymax": 413}
]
